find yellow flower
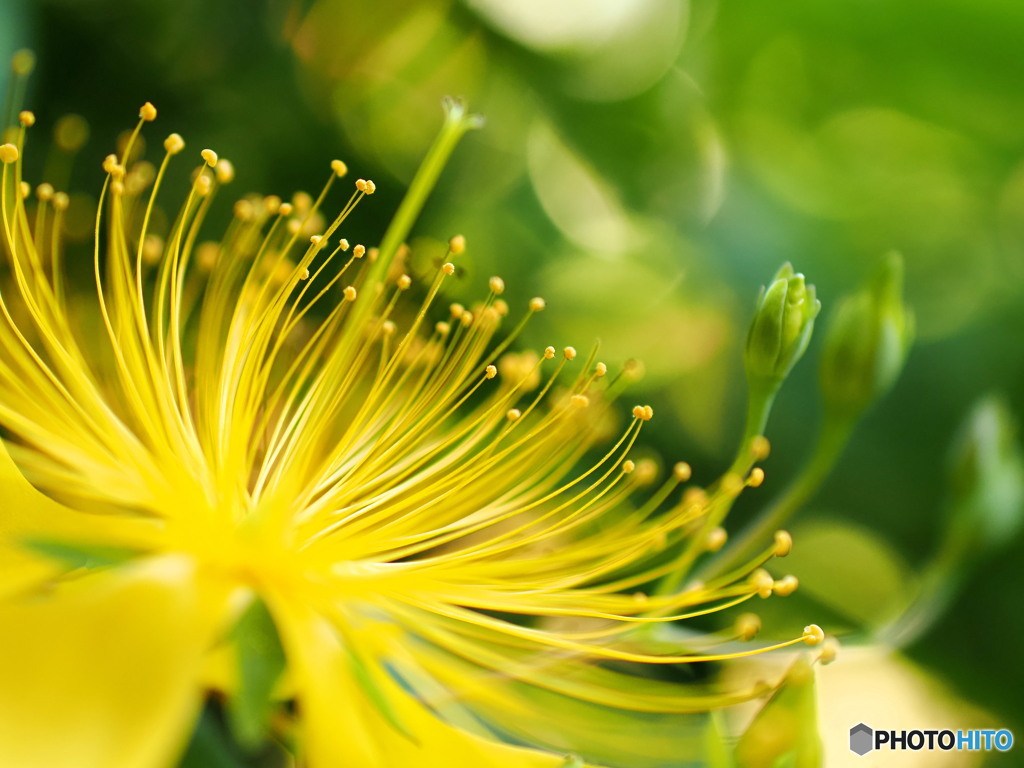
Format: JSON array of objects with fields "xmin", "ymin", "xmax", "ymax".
[{"xmin": 0, "ymin": 66, "xmax": 822, "ymax": 767}]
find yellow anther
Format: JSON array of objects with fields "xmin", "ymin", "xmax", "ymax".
[
  {"xmin": 705, "ymin": 527, "xmax": 727, "ymax": 552},
  {"xmin": 201, "ymin": 148, "xmax": 218, "ymax": 167},
  {"xmin": 570, "ymin": 394, "xmax": 589, "ymax": 408},
  {"xmin": 634, "ymin": 459, "xmax": 658, "ymax": 485},
  {"xmin": 449, "ymin": 303, "xmax": 465, "ymax": 318},
  {"xmin": 595, "ymin": 362, "xmax": 607, "ymax": 377},
  {"xmin": 300, "ymin": 268, "xmax": 310, "ymax": 281},
  {"xmin": 139, "ymin": 102, "xmax": 157, "ymax": 121},
  {"xmin": 543, "ymin": 346, "xmax": 556, "ymax": 360},
  {"xmin": 803, "ymin": 624, "xmax": 825, "ymax": 646},
  {"xmin": 12, "ymin": 49, "xmax": 35, "ymax": 76},
  {"xmin": 363, "ymin": 179, "xmax": 376, "ymax": 194},
  {"xmin": 682, "ymin": 486, "xmax": 708, "ymax": 510},
  {"xmin": 673, "ymin": 462, "xmax": 692, "ymax": 482},
  {"xmin": 163, "ymin": 133, "xmax": 185, "ymax": 155},
  {"xmin": 624, "ymin": 359, "xmax": 645, "ymax": 382},
  {"xmin": 529, "ymin": 297, "xmax": 546, "ymax": 312},
  {"xmin": 774, "ymin": 530, "xmax": 793, "ymax": 558},
  {"xmin": 54, "ymin": 114, "xmax": 89, "ymax": 152},
  {"xmin": 381, "ymin": 320, "xmax": 397, "ymax": 336},
  {"xmin": 101, "ymin": 153, "xmax": 119, "ymax": 174},
  {"xmin": 748, "ymin": 467, "xmax": 765, "ymax": 488},
  {"xmin": 818, "ymin": 637, "xmax": 840, "ymax": 665},
  {"xmin": 489, "ymin": 276, "xmax": 505, "ymax": 295},
  {"xmin": 233, "ymin": 199, "xmax": 253, "ymax": 221},
  {"xmin": 35, "ymin": 182, "xmax": 54, "ymax": 201},
  {"xmin": 506, "ymin": 408, "xmax": 522, "ymax": 422},
  {"xmin": 342, "ymin": 285, "xmax": 357, "ymax": 302},
  {"xmin": 773, "ymin": 575, "xmax": 799, "ymax": 597},
  {"xmin": 338, "ymin": 238, "xmax": 350, "ymax": 251},
  {"xmin": 142, "ymin": 235, "xmax": 164, "ymax": 265},
  {"xmin": 435, "ymin": 321, "xmax": 451, "ymax": 335},
  {"xmin": 353, "ymin": 244, "xmax": 366, "ymax": 259},
  {"xmin": 485, "ymin": 365, "xmax": 498, "ymax": 380},
  {"xmin": 263, "ymin": 195, "xmax": 281, "ymax": 214},
  {"xmin": 215, "ymin": 159, "xmax": 235, "ymax": 184},
  {"xmin": 278, "ymin": 202, "xmax": 294, "ymax": 217},
  {"xmin": 286, "ymin": 218, "xmax": 301, "ymax": 234},
  {"xmin": 751, "ymin": 435, "xmax": 771, "ymax": 460},
  {"xmin": 632, "ymin": 405, "xmax": 653, "ymax": 422},
  {"xmin": 310, "ymin": 234, "xmax": 324, "ymax": 247},
  {"xmin": 367, "ymin": 247, "xmax": 379, "ymax": 261},
  {"xmin": 355, "ymin": 178, "xmax": 369, "ymax": 192},
  {"xmin": 18, "ymin": 110, "xmax": 35, "ymax": 127},
  {"xmin": 52, "ymin": 192, "xmax": 69, "ymax": 211},
  {"xmin": 622, "ymin": 460, "xmax": 636, "ymax": 474},
  {"xmin": 442, "ymin": 262, "xmax": 455, "ymax": 275},
  {"xmin": 736, "ymin": 613, "xmax": 762, "ymax": 641},
  {"xmin": 750, "ymin": 569, "xmax": 774, "ymax": 599},
  {"xmin": 292, "ymin": 190, "xmax": 312, "ymax": 213},
  {"xmin": 19, "ymin": 181, "xmax": 30, "ymax": 199},
  {"xmin": 494, "ymin": 299, "xmax": 509, "ymax": 316},
  {"xmin": 397, "ymin": 274, "xmax": 411, "ymax": 290},
  {"xmin": 460, "ymin": 311, "xmax": 474, "ymax": 326},
  {"xmin": 331, "ymin": 159, "xmax": 348, "ymax": 177},
  {"xmin": 196, "ymin": 242, "xmax": 218, "ymax": 271},
  {"xmin": 563, "ymin": 346, "xmax": 577, "ymax": 361},
  {"xmin": 448, "ymin": 234, "xmax": 466, "ymax": 254}
]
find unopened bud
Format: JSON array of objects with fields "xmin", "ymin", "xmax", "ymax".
[
  {"xmin": 820, "ymin": 252, "xmax": 913, "ymax": 418},
  {"xmin": 745, "ymin": 262, "xmax": 820, "ymax": 393}
]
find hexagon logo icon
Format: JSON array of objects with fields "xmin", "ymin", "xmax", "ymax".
[{"xmin": 850, "ymin": 723, "xmax": 874, "ymax": 756}]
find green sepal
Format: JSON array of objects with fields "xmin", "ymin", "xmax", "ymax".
[
  {"xmin": 226, "ymin": 596, "xmax": 287, "ymax": 751},
  {"xmin": 735, "ymin": 658, "xmax": 822, "ymax": 768},
  {"xmin": 22, "ymin": 537, "xmax": 147, "ymax": 570}
]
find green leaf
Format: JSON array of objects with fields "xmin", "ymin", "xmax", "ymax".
[
  {"xmin": 781, "ymin": 519, "xmax": 913, "ymax": 629},
  {"xmin": 22, "ymin": 537, "xmax": 146, "ymax": 570},
  {"xmin": 226, "ymin": 596, "xmax": 287, "ymax": 751}
]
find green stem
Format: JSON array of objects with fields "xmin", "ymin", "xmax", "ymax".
[
  {"xmin": 370, "ymin": 100, "xmax": 480, "ymax": 288},
  {"xmin": 701, "ymin": 409, "xmax": 856, "ymax": 580},
  {"xmin": 348, "ymin": 99, "xmax": 482, "ymax": 330},
  {"xmin": 654, "ymin": 380, "xmax": 777, "ymax": 598}
]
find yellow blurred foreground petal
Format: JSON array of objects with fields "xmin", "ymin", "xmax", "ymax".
[
  {"xmin": 0, "ymin": 555, "xmax": 227, "ymax": 768},
  {"xmin": 0, "ymin": 438, "xmax": 159, "ymax": 598},
  {"xmin": 276, "ymin": 601, "xmax": 590, "ymax": 768}
]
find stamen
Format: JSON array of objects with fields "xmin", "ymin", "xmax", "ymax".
[
  {"xmin": 773, "ymin": 530, "xmax": 793, "ymax": 557},
  {"xmin": 773, "ymin": 575, "xmax": 799, "ymax": 596},
  {"xmin": 803, "ymin": 624, "xmax": 825, "ymax": 645},
  {"xmin": 164, "ymin": 133, "xmax": 185, "ymax": 154}
]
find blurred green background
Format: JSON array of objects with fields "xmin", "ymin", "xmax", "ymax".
[{"xmin": 4, "ymin": 0, "xmax": 1023, "ymax": 763}]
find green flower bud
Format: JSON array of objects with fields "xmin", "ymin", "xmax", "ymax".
[
  {"xmin": 820, "ymin": 252, "xmax": 913, "ymax": 419},
  {"xmin": 946, "ymin": 395, "xmax": 1024, "ymax": 559},
  {"xmin": 744, "ymin": 263, "xmax": 821, "ymax": 393}
]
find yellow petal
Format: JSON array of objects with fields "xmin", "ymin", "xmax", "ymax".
[
  {"xmin": 0, "ymin": 438, "xmax": 159, "ymax": 598},
  {"xmin": 0, "ymin": 554, "xmax": 227, "ymax": 768},
  {"xmin": 273, "ymin": 599, "xmax": 582, "ymax": 768}
]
